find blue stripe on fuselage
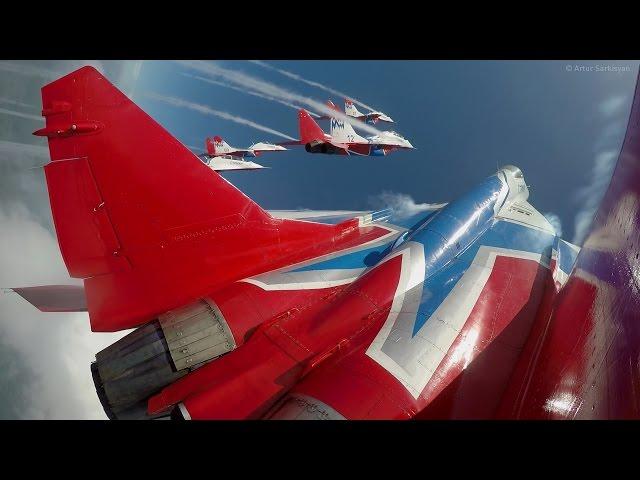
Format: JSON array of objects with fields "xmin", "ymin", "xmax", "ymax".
[
  {"xmin": 557, "ymin": 238, "xmax": 580, "ymax": 274},
  {"xmin": 411, "ymin": 219, "xmax": 555, "ymax": 335},
  {"xmin": 292, "ymin": 241, "xmax": 397, "ymax": 271},
  {"xmin": 290, "ymin": 211, "xmax": 442, "ymax": 272}
]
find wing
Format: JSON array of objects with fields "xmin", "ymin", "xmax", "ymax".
[
  {"xmin": 249, "ymin": 142, "xmax": 287, "ymax": 154},
  {"xmin": 206, "ymin": 157, "xmax": 266, "ymax": 171}
]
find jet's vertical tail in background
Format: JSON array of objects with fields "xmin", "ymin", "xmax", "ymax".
[
  {"xmin": 328, "ymin": 102, "xmax": 367, "ymax": 144},
  {"xmin": 205, "ymin": 136, "xmax": 233, "ymax": 156},
  {"xmin": 344, "ymin": 98, "xmax": 363, "ymax": 118},
  {"xmin": 298, "ymin": 109, "xmax": 326, "ymax": 144}
]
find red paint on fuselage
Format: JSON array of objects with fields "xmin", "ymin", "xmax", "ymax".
[
  {"xmin": 418, "ymin": 256, "xmax": 548, "ymax": 418},
  {"xmin": 148, "ymin": 255, "xmax": 404, "ymax": 418},
  {"xmin": 270, "ymin": 255, "xmax": 550, "ymax": 419}
]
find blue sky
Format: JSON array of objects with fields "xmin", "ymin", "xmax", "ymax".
[{"xmin": 135, "ymin": 60, "xmax": 639, "ymax": 243}]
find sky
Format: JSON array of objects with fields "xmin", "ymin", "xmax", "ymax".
[{"xmin": 0, "ymin": 59, "xmax": 638, "ymax": 419}]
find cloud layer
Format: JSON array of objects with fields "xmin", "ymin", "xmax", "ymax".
[
  {"xmin": 543, "ymin": 212, "xmax": 563, "ymax": 237},
  {"xmin": 0, "ymin": 61, "xmax": 141, "ymax": 418},
  {"xmin": 572, "ymin": 94, "xmax": 630, "ymax": 244},
  {"xmin": 0, "ymin": 203, "xmax": 126, "ymax": 419}
]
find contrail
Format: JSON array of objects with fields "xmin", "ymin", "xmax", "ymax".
[
  {"xmin": 0, "ymin": 108, "xmax": 43, "ymax": 122},
  {"xmin": 0, "ymin": 61, "xmax": 63, "ymax": 80},
  {"xmin": 145, "ymin": 92, "xmax": 297, "ymax": 141},
  {"xmin": 572, "ymin": 93, "xmax": 631, "ymax": 244},
  {"xmin": 181, "ymin": 72, "xmax": 321, "ymax": 118},
  {"xmin": 0, "ymin": 97, "xmax": 39, "ymax": 110},
  {"xmin": 0, "ymin": 140, "xmax": 49, "ymax": 157},
  {"xmin": 250, "ymin": 60, "xmax": 378, "ymax": 112},
  {"xmin": 175, "ymin": 60, "xmax": 386, "ymax": 137}
]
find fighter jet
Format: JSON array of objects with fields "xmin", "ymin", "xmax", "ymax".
[
  {"xmin": 14, "ymin": 66, "xmax": 640, "ymax": 420},
  {"xmin": 344, "ymin": 98, "xmax": 394, "ymax": 124},
  {"xmin": 285, "ymin": 103, "xmax": 413, "ymax": 156},
  {"xmin": 198, "ymin": 136, "xmax": 287, "ymax": 171}
]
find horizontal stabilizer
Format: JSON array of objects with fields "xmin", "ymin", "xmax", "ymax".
[{"xmin": 12, "ymin": 285, "xmax": 87, "ymax": 312}]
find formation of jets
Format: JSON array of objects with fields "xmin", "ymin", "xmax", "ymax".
[
  {"xmin": 12, "ymin": 65, "xmax": 640, "ymax": 420},
  {"xmin": 195, "ymin": 96, "xmax": 414, "ymax": 170}
]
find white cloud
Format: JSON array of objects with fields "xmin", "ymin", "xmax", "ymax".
[
  {"xmin": 0, "ymin": 203, "xmax": 126, "ymax": 419},
  {"xmin": 572, "ymin": 150, "xmax": 618, "ymax": 243},
  {"xmin": 369, "ymin": 191, "xmax": 446, "ymax": 218},
  {"xmin": 0, "ymin": 61, "xmax": 143, "ymax": 418},
  {"xmin": 117, "ymin": 60, "xmax": 143, "ymax": 99},
  {"xmin": 572, "ymin": 94, "xmax": 630, "ymax": 245},
  {"xmin": 543, "ymin": 212, "xmax": 563, "ymax": 237},
  {"xmin": 598, "ymin": 95, "xmax": 627, "ymax": 117},
  {"xmin": 572, "ymin": 149, "xmax": 621, "ymax": 244}
]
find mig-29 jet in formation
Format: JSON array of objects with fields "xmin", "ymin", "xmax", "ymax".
[
  {"xmin": 198, "ymin": 136, "xmax": 287, "ymax": 171},
  {"xmin": 319, "ymin": 99, "xmax": 394, "ymax": 125},
  {"xmin": 12, "ymin": 66, "xmax": 640, "ymax": 420},
  {"xmin": 345, "ymin": 98, "xmax": 394, "ymax": 124},
  {"xmin": 285, "ymin": 102, "xmax": 414, "ymax": 156}
]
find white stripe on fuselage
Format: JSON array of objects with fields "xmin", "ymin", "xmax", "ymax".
[
  {"xmin": 242, "ymin": 268, "xmax": 367, "ymax": 291},
  {"xmin": 366, "ymin": 245, "xmax": 549, "ymax": 399},
  {"xmin": 238, "ymin": 223, "xmax": 404, "ymax": 290}
]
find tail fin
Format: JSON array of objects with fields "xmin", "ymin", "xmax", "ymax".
[
  {"xmin": 344, "ymin": 98, "xmax": 362, "ymax": 118},
  {"xmin": 205, "ymin": 137, "xmax": 215, "ymax": 155},
  {"xmin": 298, "ymin": 109, "xmax": 325, "ymax": 144},
  {"xmin": 326, "ymin": 100, "xmax": 341, "ymax": 112},
  {"xmin": 328, "ymin": 112, "xmax": 363, "ymax": 143},
  {"xmin": 34, "ymin": 66, "xmax": 274, "ymax": 331},
  {"xmin": 205, "ymin": 136, "xmax": 232, "ymax": 156}
]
